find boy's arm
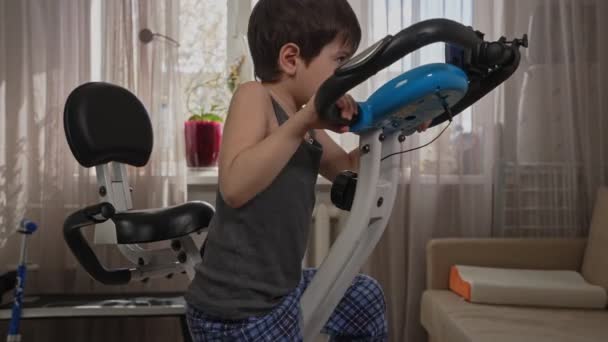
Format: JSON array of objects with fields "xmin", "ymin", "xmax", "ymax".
[
  {"xmin": 315, "ymin": 130, "xmax": 360, "ymax": 182},
  {"xmin": 219, "ymin": 82, "xmax": 311, "ymax": 208}
]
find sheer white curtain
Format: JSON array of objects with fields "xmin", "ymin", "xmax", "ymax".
[
  {"xmin": 348, "ymin": 0, "xmax": 607, "ymax": 341},
  {"xmin": 487, "ymin": 0, "xmax": 608, "ymax": 238},
  {"xmin": 348, "ymin": 1, "xmax": 486, "ymax": 341},
  {"xmin": 92, "ymin": 0, "xmax": 190, "ymax": 295},
  {"xmin": 102, "ymin": 0, "xmax": 186, "ymax": 211},
  {"xmin": 0, "ymin": 0, "xmax": 189, "ymax": 295},
  {"xmin": 0, "ymin": 0, "xmax": 96, "ymax": 292}
]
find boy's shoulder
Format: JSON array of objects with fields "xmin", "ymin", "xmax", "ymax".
[
  {"xmin": 229, "ymin": 81, "xmax": 273, "ymax": 121},
  {"xmin": 234, "ymin": 81, "xmax": 269, "ymax": 100}
]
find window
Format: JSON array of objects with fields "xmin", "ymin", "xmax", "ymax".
[
  {"xmin": 91, "ymin": 1, "xmax": 233, "ymax": 117},
  {"xmin": 89, "ymin": 1, "xmax": 250, "ymax": 182},
  {"xmin": 90, "ymin": 0, "xmax": 102, "ymax": 81},
  {"xmin": 179, "ymin": 0, "xmax": 230, "ymax": 121}
]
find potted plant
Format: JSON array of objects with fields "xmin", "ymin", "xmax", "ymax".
[
  {"xmin": 185, "ymin": 106, "xmax": 224, "ymax": 168},
  {"xmin": 184, "ymin": 56, "xmax": 244, "ymax": 168}
]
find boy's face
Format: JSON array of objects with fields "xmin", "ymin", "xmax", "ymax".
[{"xmin": 296, "ymin": 37, "xmax": 355, "ymax": 104}]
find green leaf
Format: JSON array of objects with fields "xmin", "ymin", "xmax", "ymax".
[
  {"xmin": 188, "ymin": 114, "xmax": 201, "ymax": 121},
  {"xmin": 199, "ymin": 113, "xmax": 224, "ymax": 123}
]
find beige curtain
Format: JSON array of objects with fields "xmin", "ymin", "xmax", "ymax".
[
  {"xmin": 0, "ymin": 1, "xmax": 189, "ymax": 340},
  {"xmin": 89, "ymin": 0, "xmax": 190, "ymax": 295},
  {"xmin": 0, "ymin": 0, "xmax": 95, "ymax": 294},
  {"xmin": 102, "ymin": 0, "xmax": 186, "ymax": 210},
  {"xmin": 489, "ymin": 0, "xmax": 608, "ymax": 238},
  {"xmin": 344, "ymin": 0, "xmax": 608, "ymax": 341}
]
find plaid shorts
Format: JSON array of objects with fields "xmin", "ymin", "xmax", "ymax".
[{"xmin": 186, "ymin": 268, "xmax": 387, "ymax": 341}]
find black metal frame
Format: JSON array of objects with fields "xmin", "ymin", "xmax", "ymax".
[{"xmin": 63, "ymin": 203, "xmax": 133, "ymax": 285}]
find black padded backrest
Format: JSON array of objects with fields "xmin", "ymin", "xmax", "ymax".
[{"xmin": 64, "ymin": 82, "xmax": 153, "ymax": 167}]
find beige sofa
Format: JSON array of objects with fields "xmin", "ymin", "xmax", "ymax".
[{"xmin": 421, "ymin": 188, "xmax": 608, "ymax": 342}]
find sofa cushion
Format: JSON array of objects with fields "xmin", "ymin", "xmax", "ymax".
[
  {"xmin": 582, "ymin": 187, "xmax": 608, "ymax": 295},
  {"xmin": 449, "ymin": 265, "xmax": 606, "ymax": 309},
  {"xmin": 421, "ymin": 290, "xmax": 608, "ymax": 342}
]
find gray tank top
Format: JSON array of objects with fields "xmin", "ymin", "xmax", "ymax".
[{"xmin": 185, "ymin": 97, "xmax": 323, "ymax": 319}]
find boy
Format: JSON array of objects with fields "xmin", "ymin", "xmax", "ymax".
[{"xmin": 186, "ymin": 0, "xmax": 429, "ymax": 340}]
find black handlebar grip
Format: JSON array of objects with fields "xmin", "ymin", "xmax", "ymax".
[
  {"xmin": 320, "ymin": 103, "xmax": 362, "ymax": 127},
  {"xmin": 63, "ymin": 202, "xmax": 132, "ymax": 285},
  {"xmin": 315, "ymin": 77, "xmax": 366, "ymax": 127},
  {"xmin": 325, "ymin": 104, "xmax": 350, "ymax": 126}
]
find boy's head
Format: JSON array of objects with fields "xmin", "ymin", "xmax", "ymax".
[{"xmin": 248, "ymin": 0, "xmax": 361, "ymax": 104}]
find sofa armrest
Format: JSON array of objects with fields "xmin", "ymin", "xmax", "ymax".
[{"xmin": 426, "ymin": 238, "xmax": 587, "ymax": 290}]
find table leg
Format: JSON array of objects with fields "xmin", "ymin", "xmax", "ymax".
[{"xmin": 180, "ymin": 314, "xmax": 193, "ymax": 342}]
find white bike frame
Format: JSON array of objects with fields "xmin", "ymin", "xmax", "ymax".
[
  {"xmin": 93, "ymin": 162, "xmax": 203, "ymax": 282},
  {"xmin": 300, "ymin": 129, "xmax": 402, "ymax": 341}
]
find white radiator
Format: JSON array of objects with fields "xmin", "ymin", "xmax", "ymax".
[
  {"xmin": 493, "ymin": 161, "xmax": 585, "ymax": 236},
  {"xmin": 305, "ymin": 203, "xmax": 343, "ymax": 268}
]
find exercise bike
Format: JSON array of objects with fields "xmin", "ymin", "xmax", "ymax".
[{"xmin": 62, "ymin": 18, "xmax": 526, "ymax": 342}]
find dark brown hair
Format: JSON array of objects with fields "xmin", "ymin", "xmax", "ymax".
[{"xmin": 247, "ymin": 0, "xmax": 361, "ymax": 82}]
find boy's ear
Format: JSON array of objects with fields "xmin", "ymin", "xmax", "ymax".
[{"xmin": 278, "ymin": 43, "xmax": 301, "ymax": 77}]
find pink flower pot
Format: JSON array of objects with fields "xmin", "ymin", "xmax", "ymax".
[{"xmin": 185, "ymin": 120, "xmax": 222, "ymax": 167}]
